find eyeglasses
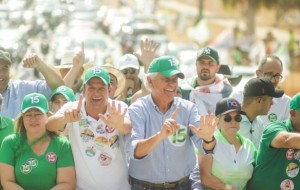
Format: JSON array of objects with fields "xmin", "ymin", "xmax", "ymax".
[
  {"xmin": 260, "ymin": 71, "xmax": 283, "ymax": 81},
  {"xmin": 223, "ymin": 114, "xmax": 242, "ymax": 123},
  {"xmin": 23, "ymin": 113, "xmax": 45, "ymax": 120},
  {"xmin": 121, "ymin": 68, "xmax": 136, "ymax": 74}
]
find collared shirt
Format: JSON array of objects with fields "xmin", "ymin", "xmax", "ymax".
[
  {"xmin": 127, "ymin": 95, "xmax": 201, "ymax": 183},
  {"xmin": 0, "ymin": 80, "xmax": 52, "ymax": 118},
  {"xmin": 230, "ymin": 90, "xmax": 291, "ymax": 127},
  {"xmin": 57, "ymin": 98, "xmax": 130, "ymax": 190},
  {"xmin": 238, "ymin": 115, "xmax": 264, "ymax": 149},
  {"xmin": 210, "ymin": 130, "xmax": 256, "ymax": 190}
]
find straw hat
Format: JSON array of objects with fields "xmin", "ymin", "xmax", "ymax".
[{"xmin": 102, "ymin": 65, "xmax": 126, "ymax": 98}]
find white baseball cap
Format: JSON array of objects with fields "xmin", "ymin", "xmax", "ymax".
[{"xmin": 118, "ymin": 54, "xmax": 139, "ymax": 71}]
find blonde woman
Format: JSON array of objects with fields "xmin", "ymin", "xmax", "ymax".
[
  {"xmin": 0, "ymin": 93, "xmax": 75, "ymax": 190},
  {"xmin": 199, "ymin": 98, "xmax": 256, "ymax": 190}
]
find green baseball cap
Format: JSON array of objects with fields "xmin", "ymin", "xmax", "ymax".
[
  {"xmin": 50, "ymin": 85, "xmax": 75, "ymax": 102},
  {"xmin": 147, "ymin": 56, "xmax": 184, "ymax": 79},
  {"xmin": 84, "ymin": 66, "xmax": 110, "ymax": 85},
  {"xmin": 197, "ymin": 47, "xmax": 219, "ymax": 64},
  {"xmin": 22, "ymin": 93, "xmax": 49, "ymax": 113},
  {"xmin": 290, "ymin": 93, "xmax": 300, "ymax": 110}
]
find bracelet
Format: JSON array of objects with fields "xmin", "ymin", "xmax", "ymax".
[
  {"xmin": 203, "ymin": 136, "xmax": 215, "ymax": 144},
  {"xmin": 225, "ymin": 184, "xmax": 233, "ymax": 190}
]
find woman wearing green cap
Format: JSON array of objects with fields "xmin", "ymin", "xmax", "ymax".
[{"xmin": 0, "ymin": 93, "xmax": 75, "ymax": 190}]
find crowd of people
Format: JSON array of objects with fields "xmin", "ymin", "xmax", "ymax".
[{"xmin": 0, "ymin": 38, "xmax": 299, "ymax": 190}]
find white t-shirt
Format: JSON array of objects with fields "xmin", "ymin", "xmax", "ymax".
[{"xmin": 57, "ymin": 99, "xmax": 130, "ymax": 190}]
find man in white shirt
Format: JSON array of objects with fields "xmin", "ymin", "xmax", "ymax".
[{"xmin": 231, "ymin": 55, "xmax": 290, "ymax": 127}]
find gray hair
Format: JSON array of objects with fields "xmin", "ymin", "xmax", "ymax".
[{"xmin": 143, "ymin": 72, "xmax": 158, "ymax": 91}]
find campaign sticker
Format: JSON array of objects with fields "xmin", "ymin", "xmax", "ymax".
[
  {"xmin": 20, "ymin": 162, "xmax": 32, "ymax": 174},
  {"xmin": 85, "ymin": 146, "xmax": 96, "ymax": 157},
  {"xmin": 268, "ymin": 113, "xmax": 277, "ymax": 122},
  {"xmin": 294, "ymin": 150, "xmax": 300, "ymax": 161},
  {"xmin": 286, "ymin": 163, "xmax": 299, "ymax": 178},
  {"xmin": 46, "ymin": 152, "xmax": 57, "ymax": 163},
  {"xmin": 109, "ymin": 135, "xmax": 119, "ymax": 148},
  {"xmin": 98, "ymin": 152, "xmax": 112, "ymax": 166},
  {"xmin": 105, "ymin": 125, "xmax": 115, "ymax": 133},
  {"xmin": 80, "ymin": 129, "xmax": 95, "ymax": 142},
  {"xmin": 280, "ymin": 179, "xmax": 294, "ymax": 190},
  {"xmin": 286, "ymin": 149, "xmax": 295, "ymax": 160},
  {"xmin": 94, "ymin": 136, "xmax": 109, "ymax": 148},
  {"xmin": 27, "ymin": 158, "xmax": 38, "ymax": 168},
  {"xmin": 96, "ymin": 124, "xmax": 106, "ymax": 134},
  {"xmin": 168, "ymin": 125, "xmax": 187, "ymax": 147}
]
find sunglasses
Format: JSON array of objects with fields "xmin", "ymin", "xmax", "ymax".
[
  {"xmin": 122, "ymin": 68, "xmax": 136, "ymax": 74},
  {"xmin": 223, "ymin": 114, "xmax": 242, "ymax": 123}
]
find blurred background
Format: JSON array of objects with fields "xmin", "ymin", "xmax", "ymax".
[{"xmin": 0, "ymin": 0, "xmax": 299, "ymax": 97}]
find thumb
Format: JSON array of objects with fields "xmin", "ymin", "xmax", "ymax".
[{"xmin": 170, "ymin": 108, "xmax": 179, "ymax": 120}]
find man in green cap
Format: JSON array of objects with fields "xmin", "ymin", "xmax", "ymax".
[
  {"xmin": 46, "ymin": 66, "xmax": 131, "ymax": 190},
  {"xmin": 181, "ymin": 47, "xmax": 233, "ymax": 115},
  {"xmin": 127, "ymin": 56, "xmax": 210, "ymax": 189},
  {"xmin": 247, "ymin": 92, "xmax": 300, "ymax": 189}
]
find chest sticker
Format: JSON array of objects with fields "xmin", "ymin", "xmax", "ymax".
[
  {"xmin": 286, "ymin": 149, "xmax": 295, "ymax": 160},
  {"xmin": 46, "ymin": 152, "xmax": 57, "ymax": 163},
  {"xmin": 280, "ymin": 179, "xmax": 294, "ymax": 190},
  {"xmin": 286, "ymin": 163, "xmax": 299, "ymax": 178},
  {"xmin": 96, "ymin": 124, "xmax": 106, "ymax": 134},
  {"xmin": 168, "ymin": 125, "xmax": 187, "ymax": 147},
  {"xmin": 85, "ymin": 146, "xmax": 96, "ymax": 157},
  {"xmin": 98, "ymin": 152, "xmax": 112, "ymax": 166},
  {"xmin": 268, "ymin": 113, "xmax": 277, "ymax": 122},
  {"xmin": 20, "ymin": 158, "xmax": 38, "ymax": 174},
  {"xmin": 80, "ymin": 129, "xmax": 95, "ymax": 142},
  {"xmin": 105, "ymin": 125, "xmax": 115, "ymax": 133},
  {"xmin": 94, "ymin": 136, "xmax": 109, "ymax": 149}
]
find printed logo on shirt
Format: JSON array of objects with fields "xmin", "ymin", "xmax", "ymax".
[
  {"xmin": 80, "ymin": 129, "xmax": 95, "ymax": 142},
  {"xmin": 85, "ymin": 146, "xmax": 96, "ymax": 157},
  {"xmin": 286, "ymin": 149, "xmax": 295, "ymax": 160},
  {"xmin": 20, "ymin": 158, "xmax": 38, "ymax": 174},
  {"xmin": 294, "ymin": 150, "xmax": 300, "ymax": 161},
  {"xmin": 105, "ymin": 125, "xmax": 115, "ymax": 133},
  {"xmin": 168, "ymin": 124, "xmax": 187, "ymax": 147},
  {"xmin": 268, "ymin": 113, "xmax": 278, "ymax": 122},
  {"xmin": 280, "ymin": 179, "xmax": 294, "ymax": 190},
  {"xmin": 109, "ymin": 135, "xmax": 119, "ymax": 148},
  {"xmin": 96, "ymin": 124, "xmax": 106, "ymax": 134},
  {"xmin": 46, "ymin": 152, "xmax": 57, "ymax": 163},
  {"xmin": 286, "ymin": 163, "xmax": 299, "ymax": 178},
  {"xmin": 98, "ymin": 152, "xmax": 112, "ymax": 166}
]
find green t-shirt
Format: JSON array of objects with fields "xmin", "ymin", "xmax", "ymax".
[
  {"xmin": 0, "ymin": 134, "xmax": 74, "ymax": 190},
  {"xmin": 247, "ymin": 119, "xmax": 300, "ymax": 190},
  {"xmin": 0, "ymin": 116, "xmax": 14, "ymax": 146}
]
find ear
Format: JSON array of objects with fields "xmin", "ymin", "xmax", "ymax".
[
  {"xmin": 216, "ymin": 64, "xmax": 221, "ymax": 72},
  {"xmin": 255, "ymin": 69, "xmax": 261, "ymax": 77},
  {"xmin": 147, "ymin": 76, "xmax": 153, "ymax": 88},
  {"xmin": 290, "ymin": 110, "xmax": 296, "ymax": 118}
]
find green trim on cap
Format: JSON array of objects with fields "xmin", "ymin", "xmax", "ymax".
[
  {"xmin": 148, "ymin": 56, "xmax": 184, "ymax": 79},
  {"xmin": 50, "ymin": 85, "xmax": 75, "ymax": 102}
]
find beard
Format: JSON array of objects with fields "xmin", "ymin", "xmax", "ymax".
[{"xmin": 198, "ymin": 72, "xmax": 212, "ymax": 81}]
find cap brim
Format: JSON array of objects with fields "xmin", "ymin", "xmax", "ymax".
[
  {"xmin": 218, "ymin": 109, "xmax": 244, "ymax": 116},
  {"xmin": 22, "ymin": 106, "xmax": 47, "ymax": 114},
  {"xmin": 273, "ymin": 89, "xmax": 284, "ymax": 98},
  {"xmin": 160, "ymin": 70, "xmax": 185, "ymax": 79},
  {"xmin": 197, "ymin": 55, "xmax": 218, "ymax": 63},
  {"xmin": 224, "ymin": 75, "xmax": 242, "ymax": 87},
  {"xmin": 119, "ymin": 64, "xmax": 139, "ymax": 71}
]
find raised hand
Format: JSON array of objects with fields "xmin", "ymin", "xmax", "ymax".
[
  {"xmin": 63, "ymin": 95, "xmax": 83, "ymax": 123},
  {"xmin": 189, "ymin": 114, "xmax": 218, "ymax": 141},
  {"xmin": 73, "ymin": 42, "xmax": 85, "ymax": 68},
  {"xmin": 98, "ymin": 101, "xmax": 127, "ymax": 132},
  {"xmin": 22, "ymin": 53, "xmax": 44, "ymax": 69},
  {"xmin": 133, "ymin": 38, "xmax": 159, "ymax": 71},
  {"xmin": 159, "ymin": 108, "xmax": 180, "ymax": 138}
]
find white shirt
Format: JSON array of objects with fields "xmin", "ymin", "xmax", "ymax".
[{"xmin": 57, "ymin": 99, "xmax": 130, "ymax": 190}]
